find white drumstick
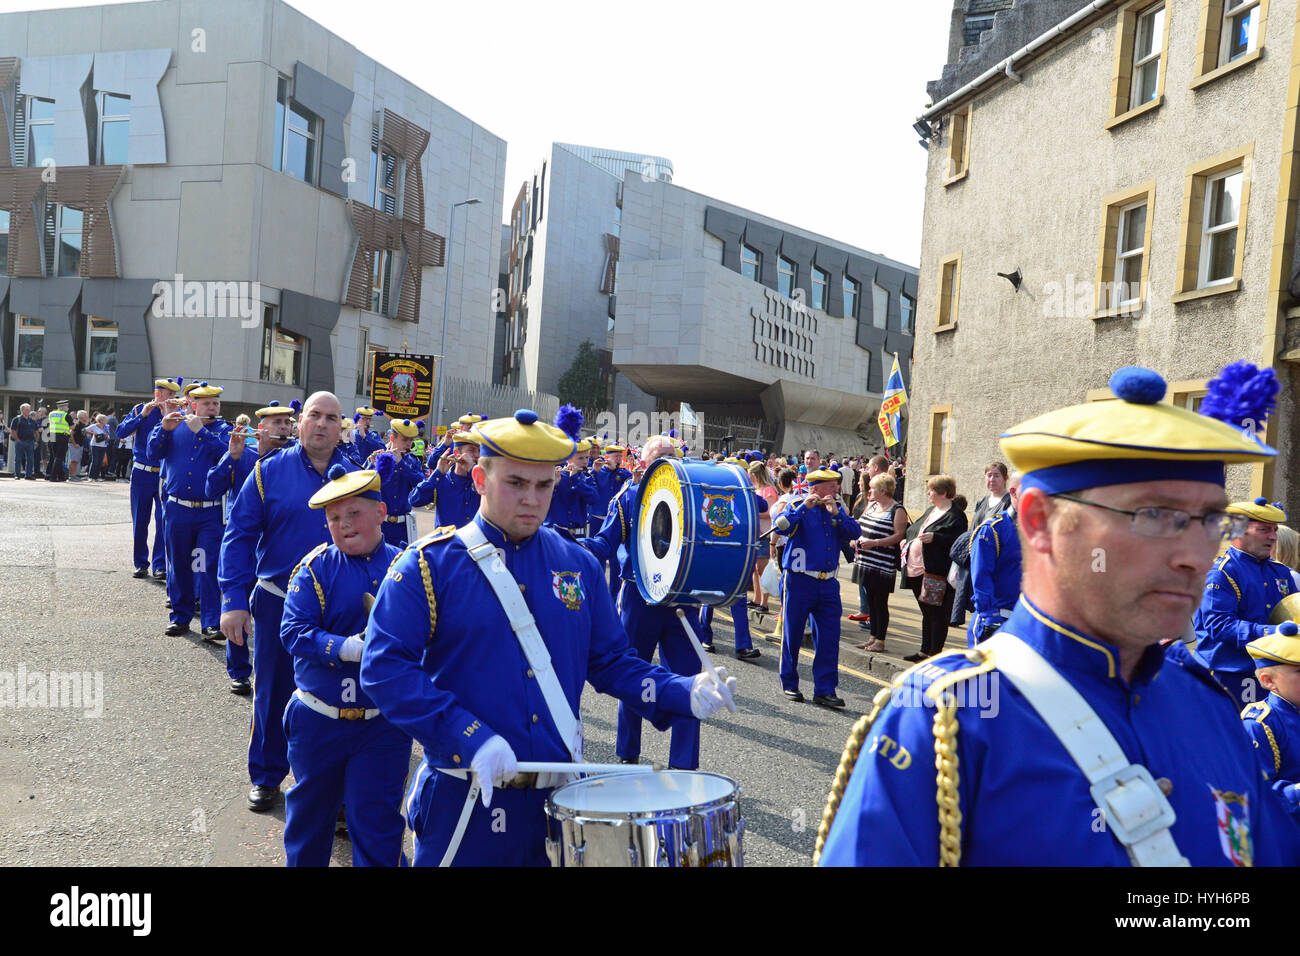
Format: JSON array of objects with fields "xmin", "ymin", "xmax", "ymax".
[
  {"xmin": 436, "ymin": 762, "xmax": 663, "ymax": 775},
  {"xmin": 675, "ymin": 608, "xmax": 737, "ymax": 712}
]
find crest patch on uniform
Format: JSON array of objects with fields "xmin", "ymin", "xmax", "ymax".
[
  {"xmin": 552, "ymin": 571, "xmax": 584, "ymax": 611},
  {"xmin": 701, "ymin": 493, "xmax": 737, "ymax": 537},
  {"xmin": 1210, "ymin": 786, "xmax": 1252, "ymax": 866}
]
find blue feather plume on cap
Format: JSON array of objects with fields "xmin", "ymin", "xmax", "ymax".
[
  {"xmin": 1199, "ymin": 361, "xmax": 1279, "ymax": 434},
  {"xmin": 554, "ymin": 404, "xmax": 584, "ymax": 440}
]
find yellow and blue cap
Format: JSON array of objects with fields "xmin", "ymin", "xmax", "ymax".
[
  {"xmin": 806, "ymin": 468, "xmax": 841, "ymax": 483},
  {"xmin": 474, "ymin": 408, "xmax": 578, "ymax": 465},
  {"xmin": 255, "ymin": 399, "xmax": 297, "ymax": 419},
  {"xmin": 308, "ymin": 464, "xmax": 382, "ymax": 508},
  {"xmin": 356, "ymin": 406, "xmax": 378, "ymax": 417},
  {"xmin": 1227, "ymin": 496, "xmax": 1287, "ymax": 524},
  {"xmin": 1001, "ymin": 364, "xmax": 1278, "ymax": 495},
  {"xmin": 459, "ymin": 413, "xmax": 486, "ymax": 425},
  {"xmin": 154, "ymin": 378, "xmax": 182, "ymax": 392},
  {"xmin": 1247, "ymin": 621, "xmax": 1300, "ymax": 668},
  {"xmin": 389, "ymin": 419, "xmax": 420, "ymax": 439},
  {"xmin": 452, "ymin": 431, "xmax": 482, "ymax": 447},
  {"xmin": 188, "ymin": 382, "xmax": 223, "ymax": 399}
]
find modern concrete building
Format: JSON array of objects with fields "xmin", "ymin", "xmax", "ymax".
[
  {"xmin": 909, "ymin": 0, "xmax": 1300, "ymax": 513},
  {"xmin": 0, "ymin": 0, "xmax": 506, "ymax": 430}
]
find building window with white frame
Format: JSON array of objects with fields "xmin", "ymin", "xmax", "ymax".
[
  {"xmin": 741, "ymin": 244, "xmax": 761, "ymax": 282},
  {"xmin": 15, "ymin": 314, "xmax": 43, "ymax": 369},
  {"xmin": 777, "ymin": 255, "xmax": 797, "ymax": 298},
  {"xmin": 1198, "ymin": 169, "xmax": 1242, "ymax": 287},
  {"xmin": 871, "ymin": 282, "xmax": 889, "ymax": 330},
  {"xmin": 901, "ymin": 293, "xmax": 915, "ymax": 334},
  {"xmin": 273, "ymin": 76, "xmax": 320, "ymax": 185},
  {"xmin": 368, "ymin": 127, "xmax": 402, "ymax": 216},
  {"xmin": 843, "ymin": 275, "xmax": 860, "ymax": 318},
  {"xmin": 0, "ymin": 209, "xmax": 9, "ymax": 273},
  {"xmin": 811, "ymin": 266, "xmax": 829, "ymax": 310},
  {"xmin": 1221, "ymin": 0, "xmax": 1261, "ymax": 65},
  {"xmin": 260, "ymin": 305, "xmax": 307, "ymax": 386},
  {"xmin": 96, "ymin": 91, "xmax": 130, "ymax": 165},
  {"xmin": 371, "ymin": 249, "xmax": 393, "ymax": 314},
  {"xmin": 86, "ymin": 316, "xmax": 118, "ymax": 372},
  {"xmin": 1130, "ymin": 4, "xmax": 1165, "ymax": 109},
  {"xmin": 1114, "ymin": 199, "xmax": 1148, "ymax": 305},
  {"xmin": 42, "ymin": 205, "xmax": 82, "ymax": 277},
  {"xmin": 25, "ymin": 96, "xmax": 54, "ymax": 168}
]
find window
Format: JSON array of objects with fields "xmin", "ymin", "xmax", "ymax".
[
  {"xmin": 1095, "ymin": 183, "xmax": 1154, "ymax": 315},
  {"xmin": 945, "ymin": 103, "xmax": 970, "ymax": 184},
  {"xmin": 1193, "ymin": 0, "xmax": 1268, "ymax": 84},
  {"xmin": 260, "ymin": 306, "xmax": 307, "ymax": 386},
  {"xmin": 777, "ymin": 255, "xmax": 797, "ymax": 298},
  {"xmin": 1175, "ymin": 147, "xmax": 1253, "ymax": 300},
  {"xmin": 871, "ymin": 283, "xmax": 889, "ymax": 330},
  {"xmin": 842, "ymin": 275, "xmax": 860, "ymax": 318},
  {"xmin": 1131, "ymin": 5, "xmax": 1165, "ymax": 109},
  {"xmin": 368, "ymin": 127, "xmax": 402, "ymax": 216},
  {"xmin": 87, "ymin": 317, "xmax": 118, "ymax": 372},
  {"xmin": 937, "ymin": 254, "xmax": 961, "ymax": 329},
  {"xmin": 1168, "ymin": 379, "xmax": 1210, "ymax": 410},
  {"xmin": 371, "ymin": 249, "xmax": 393, "ymax": 314},
  {"xmin": 927, "ymin": 406, "xmax": 952, "ymax": 475},
  {"xmin": 26, "ymin": 96, "xmax": 54, "ymax": 168},
  {"xmin": 96, "ymin": 91, "xmax": 130, "ymax": 165},
  {"xmin": 356, "ymin": 328, "xmax": 369, "ymax": 396},
  {"xmin": 901, "ymin": 294, "xmax": 915, "ymax": 334},
  {"xmin": 0, "ymin": 210, "xmax": 9, "ymax": 273},
  {"xmin": 273, "ymin": 76, "xmax": 319, "ymax": 184},
  {"xmin": 741, "ymin": 244, "xmax": 760, "ymax": 281},
  {"xmin": 15, "ymin": 315, "xmax": 43, "ymax": 369},
  {"xmin": 1109, "ymin": 2, "xmax": 1170, "ymax": 126},
  {"xmin": 1221, "ymin": 0, "xmax": 1261, "ymax": 63},
  {"xmin": 42, "ymin": 204, "xmax": 82, "ymax": 277},
  {"xmin": 811, "ymin": 266, "xmax": 829, "ymax": 310}
]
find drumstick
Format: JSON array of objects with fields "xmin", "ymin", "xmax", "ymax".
[
  {"xmin": 433, "ymin": 762, "xmax": 664, "ymax": 775},
  {"xmin": 675, "ymin": 608, "xmax": 737, "ymax": 712}
]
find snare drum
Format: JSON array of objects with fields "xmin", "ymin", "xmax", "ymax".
[
  {"xmin": 633, "ymin": 457, "xmax": 759, "ymax": 606},
  {"xmin": 544, "ymin": 770, "xmax": 744, "ymax": 867}
]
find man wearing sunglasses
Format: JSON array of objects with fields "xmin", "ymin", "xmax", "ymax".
[
  {"xmin": 1193, "ymin": 497, "xmax": 1293, "ymax": 709},
  {"xmin": 818, "ymin": 363, "xmax": 1300, "ymax": 866}
]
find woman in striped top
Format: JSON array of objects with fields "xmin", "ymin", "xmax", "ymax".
[{"xmin": 852, "ymin": 472, "xmax": 909, "ymax": 652}]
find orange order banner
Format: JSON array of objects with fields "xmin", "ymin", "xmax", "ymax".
[
  {"xmin": 881, "ymin": 393, "xmax": 905, "ymax": 416},
  {"xmin": 878, "ymin": 409, "xmax": 898, "ymax": 447}
]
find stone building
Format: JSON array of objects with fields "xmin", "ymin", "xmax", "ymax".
[{"xmin": 909, "ymin": 0, "xmax": 1300, "ymax": 511}]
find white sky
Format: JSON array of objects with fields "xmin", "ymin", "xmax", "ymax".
[{"xmin": 1, "ymin": 0, "xmax": 956, "ymax": 265}]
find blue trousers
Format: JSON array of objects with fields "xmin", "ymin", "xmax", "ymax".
[
  {"xmin": 405, "ymin": 764, "xmax": 552, "ymax": 866},
  {"xmin": 780, "ymin": 573, "xmax": 841, "ymax": 697},
  {"xmin": 617, "ymin": 583, "xmax": 702, "ymax": 769},
  {"xmin": 129, "ymin": 468, "xmax": 166, "ymax": 574},
  {"xmin": 13, "ymin": 439, "xmax": 34, "ymax": 478},
  {"xmin": 249, "ymin": 587, "xmax": 294, "ymax": 787},
  {"xmin": 162, "ymin": 499, "xmax": 222, "ymax": 629},
  {"xmin": 226, "ymin": 630, "xmax": 252, "ymax": 680},
  {"xmin": 381, "ymin": 516, "xmax": 410, "ymax": 549},
  {"xmin": 697, "ymin": 600, "xmax": 752, "ymax": 652},
  {"xmin": 283, "ymin": 697, "xmax": 411, "ymax": 867}
]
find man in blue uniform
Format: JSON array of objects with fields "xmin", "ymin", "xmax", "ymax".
[
  {"xmin": 361, "ymin": 410, "xmax": 737, "ymax": 866},
  {"xmin": 147, "ymin": 383, "xmax": 233, "ymax": 639},
  {"xmin": 117, "ymin": 378, "xmax": 182, "ymax": 580},
  {"xmin": 343, "ymin": 407, "xmax": 385, "ymax": 465},
  {"xmin": 588, "ymin": 442, "xmax": 631, "ymax": 596},
  {"xmin": 280, "ymin": 464, "xmax": 410, "ymax": 866},
  {"xmin": 1194, "ymin": 497, "xmax": 1293, "ymax": 707},
  {"xmin": 697, "ymin": 476, "xmax": 767, "ymax": 661},
  {"xmin": 363, "ymin": 418, "xmax": 425, "ymax": 547},
  {"xmin": 1242, "ymin": 622, "xmax": 1300, "ymax": 820},
  {"xmin": 771, "ymin": 468, "xmax": 861, "ymax": 708},
  {"xmin": 409, "ymin": 428, "xmax": 480, "ymax": 527},
  {"xmin": 205, "ymin": 400, "xmax": 296, "ymax": 694},
  {"xmin": 818, "ymin": 363, "xmax": 1300, "ymax": 866},
  {"xmin": 219, "ymin": 391, "xmax": 357, "ymax": 812},
  {"xmin": 546, "ymin": 439, "xmax": 596, "ymax": 536},
  {"xmin": 967, "ymin": 474, "xmax": 1022, "ymax": 646}
]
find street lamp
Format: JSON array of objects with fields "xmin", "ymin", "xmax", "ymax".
[{"xmin": 434, "ymin": 197, "xmax": 481, "ymax": 429}]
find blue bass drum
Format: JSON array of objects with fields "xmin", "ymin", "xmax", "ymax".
[{"xmin": 632, "ymin": 457, "xmax": 759, "ymax": 606}]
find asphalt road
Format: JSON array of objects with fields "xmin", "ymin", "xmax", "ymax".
[{"xmin": 0, "ymin": 475, "xmax": 919, "ymax": 867}]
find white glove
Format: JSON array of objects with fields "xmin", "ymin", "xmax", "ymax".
[
  {"xmin": 690, "ymin": 666, "xmax": 738, "ymax": 719},
  {"xmin": 470, "ymin": 734, "xmax": 518, "ymax": 807},
  {"xmin": 339, "ymin": 635, "xmax": 365, "ymax": 663}
]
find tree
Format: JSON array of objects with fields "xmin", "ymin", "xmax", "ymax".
[{"xmin": 556, "ymin": 340, "xmax": 606, "ymax": 413}]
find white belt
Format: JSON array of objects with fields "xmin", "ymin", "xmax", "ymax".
[
  {"xmin": 133, "ymin": 462, "xmax": 161, "ymax": 474},
  {"xmin": 797, "ymin": 568, "xmax": 837, "ymax": 580},
  {"xmin": 294, "ymin": 688, "xmax": 380, "ymax": 720},
  {"xmin": 255, "ymin": 578, "xmax": 288, "ymax": 599},
  {"xmin": 167, "ymin": 495, "xmax": 221, "ymax": 508}
]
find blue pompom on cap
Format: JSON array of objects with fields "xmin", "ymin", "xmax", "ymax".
[
  {"xmin": 268, "ymin": 400, "xmax": 280, "ymax": 407},
  {"xmin": 327, "ymin": 463, "xmax": 349, "ymax": 481},
  {"xmin": 403, "ymin": 419, "xmax": 411, "ymax": 426},
  {"xmin": 290, "ymin": 399, "xmax": 302, "ymax": 413},
  {"xmin": 1256, "ymin": 496, "xmax": 1269, "ymax": 506},
  {"xmin": 515, "ymin": 409, "xmax": 539, "ymax": 425},
  {"xmin": 1279, "ymin": 621, "xmax": 1299, "ymax": 636},
  {"xmin": 1108, "ymin": 366, "xmax": 1166, "ymax": 405}
]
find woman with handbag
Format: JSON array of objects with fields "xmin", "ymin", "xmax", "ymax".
[
  {"xmin": 900, "ymin": 475, "xmax": 967, "ymax": 662},
  {"xmin": 852, "ymin": 472, "xmax": 909, "ymax": 652}
]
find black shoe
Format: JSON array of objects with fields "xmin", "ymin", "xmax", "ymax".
[
  {"xmin": 201, "ymin": 626, "xmax": 225, "ymax": 644},
  {"xmin": 336, "ymin": 806, "xmax": 348, "ymax": 836},
  {"xmin": 783, "ymin": 689, "xmax": 805, "ymax": 702},
  {"xmin": 247, "ymin": 784, "xmax": 279, "ymax": 812},
  {"xmin": 164, "ymin": 622, "xmax": 190, "ymax": 637},
  {"xmin": 164, "ymin": 599, "xmax": 172, "ymax": 609},
  {"xmin": 132, "ymin": 567, "xmax": 149, "ymax": 579},
  {"xmin": 618, "ymin": 758, "xmax": 638, "ymax": 765},
  {"xmin": 152, "ymin": 570, "xmax": 166, "ymax": 581},
  {"xmin": 737, "ymin": 647, "xmax": 761, "ymax": 660},
  {"xmin": 230, "ymin": 677, "xmax": 252, "ymax": 696},
  {"xmin": 747, "ymin": 600, "xmax": 762, "ymax": 609},
  {"xmin": 700, "ymin": 642, "xmax": 715, "ymax": 652},
  {"xmin": 814, "ymin": 694, "xmax": 846, "ymax": 709},
  {"xmin": 903, "ymin": 652, "xmax": 930, "ymax": 663}
]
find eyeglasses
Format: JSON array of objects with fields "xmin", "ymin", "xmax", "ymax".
[{"xmin": 1050, "ymin": 493, "xmax": 1249, "ymax": 541}]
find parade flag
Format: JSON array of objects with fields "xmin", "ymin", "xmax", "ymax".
[
  {"xmin": 371, "ymin": 352, "xmax": 435, "ymax": 419},
  {"xmin": 878, "ymin": 354, "xmax": 907, "ymax": 448}
]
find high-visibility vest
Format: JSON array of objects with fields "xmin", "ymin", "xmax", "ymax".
[
  {"xmin": 49, "ymin": 410, "xmax": 71, "ymax": 435},
  {"xmin": 412, "ymin": 439, "xmax": 426, "ymax": 458}
]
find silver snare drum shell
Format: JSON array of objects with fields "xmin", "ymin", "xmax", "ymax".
[{"xmin": 544, "ymin": 771, "xmax": 744, "ymax": 867}]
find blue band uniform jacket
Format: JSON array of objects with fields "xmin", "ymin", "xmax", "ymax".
[
  {"xmin": 968, "ymin": 509, "xmax": 1022, "ymax": 645},
  {"xmin": 1243, "ymin": 692, "xmax": 1300, "ymax": 818},
  {"xmin": 1194, "ymin": 547, "xmax": 1295, "ymax": 694}
]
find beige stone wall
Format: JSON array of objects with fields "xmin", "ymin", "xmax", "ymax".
[{"xmin": 909, "ymin": 0, "xmax": 1298, "ymax": 517}]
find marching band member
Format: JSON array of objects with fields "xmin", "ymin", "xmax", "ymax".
[
  {"xmin": 279, "ymin": 466, "xmax": 410, "ymax": 866},
  {"xmin": 117, "ymin": 378, "xmax": 181, "ymax": 580},
  {"xmin": 367, "ymin": 418, "xmax": 424, "ymax": 547},
  {"xmin": 361, "ymin": 409, "xmax": 737, "ymax": 866},
  {"xmin": 967, "ymin": 473, "xmax": 1022, "ymax": 646},
  {"xmin": 345, "ymin": 407, "xmax": 386, "ymax": 465},
  {"xmin": 1243, "ymin": 622, "xmax": 1300, "ymax": 820},
  {"xmin": 218, "ymin": 392, "xmax": 358, "ymax": 813},
  {"xmin": 545, "ymin": 408, "xmax": 596, "ymax": 536},
  {"xmin": 408, "ymin": 426, "xmax": 481, "ymax": 528}
]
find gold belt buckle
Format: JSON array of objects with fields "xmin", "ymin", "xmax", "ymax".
[{"xmin": 338, "ymin": 707, "xmax": 365, "ymax": 720}]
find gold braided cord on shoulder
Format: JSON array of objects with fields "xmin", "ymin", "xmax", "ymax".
[
  {"xmin": 1261, "ymin": 721, "xmax": 1283, "ymax": 772},
  {"xmin": 1221, "ymin": 571, "xmax": 1242, "ymax": 603},
  {"xmin": 287, "ymin": 543, "xmax": 329, "ymax": 611},
  {"xmin": 812, "ymin": 685, "xmax": 894, "ymax": 866},
  {"xmin": 254, "ymin": 459, "xmax": 265, "ymax": 501},
  {"xmin": 307, "ymin": 565, "xmax": 325, "ymax": 613},
  {"xmin": 417, "ymin": 547, "xmax": 437, "ymax": 638}
]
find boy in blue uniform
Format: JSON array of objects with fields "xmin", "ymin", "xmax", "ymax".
[
  {"xmin": 1243, "ymin": 622, "xmax": 1300, "ymax": 819},
  {"xmin": 147, "ymin": 383, "xmax": 233, "ymax": 639},
  {"xmin": 280, "ymin": 464, "xmax": 410, "ymax": 865},
  {"xmin": 967, "ymin": 476, "xmax": 1022, "ymax": 646},
  {"xmin": 363, "ymin": 419, "xmax": 424, "ymax": 547},
  {"xmin": 817, "ymin": 363, "xmax": 1300, "ymax": 866},
  {"xmin": 546, "ymin": 440, "xmax": 597, "ymax": 536},
  {"xmin": 1194, "ymin": 497, "xmax": 1293, "ymax": 707},
  {"xmin": 117, "ymin": 377, "xmax": 181, "ymax": 579},
  {"xmin": 361, "ymin": 410, "xmax": 737, "ymax": 866},
  {"xmin": 771, "ymin": 468, "xmax": 861, "ymax": 708},
  {"xmin": 408, "ymin": 429, "xmax": 481, "ymax": 527}
]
